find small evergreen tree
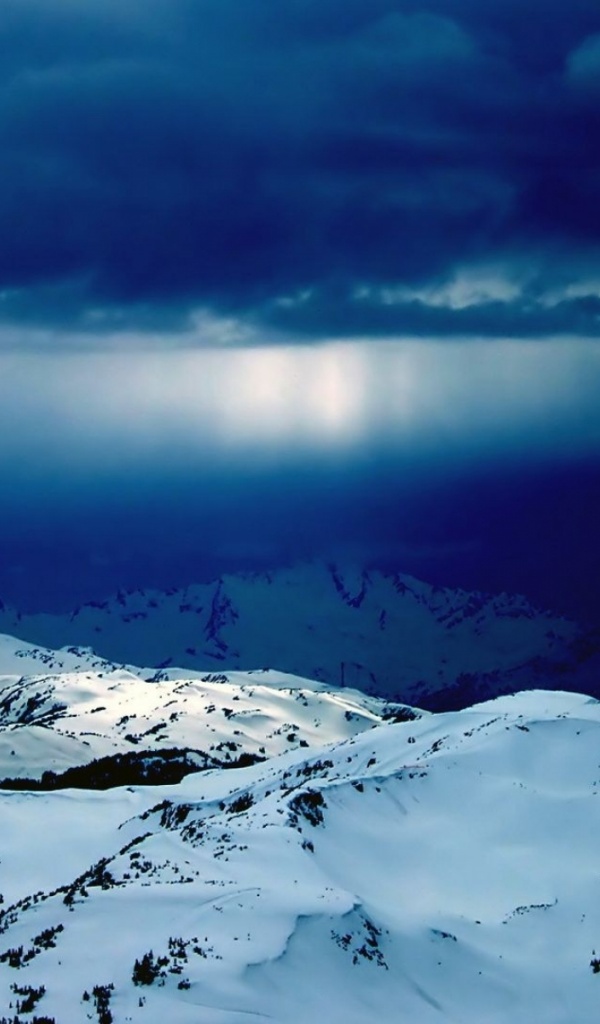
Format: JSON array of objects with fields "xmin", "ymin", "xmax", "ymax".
[{"xmin": 132, "ymin": 951, "xmax": 160, "ymax": 986}]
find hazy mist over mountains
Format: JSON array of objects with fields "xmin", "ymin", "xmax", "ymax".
[{"xmin": 1, "ymin": 340, "xmax": 600, "ymax": 620}]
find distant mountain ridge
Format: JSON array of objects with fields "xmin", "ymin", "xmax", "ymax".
[{"xmin": 1, "ymin": 563, "xmax": 598, "ymax": 708}]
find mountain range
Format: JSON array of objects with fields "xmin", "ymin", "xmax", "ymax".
[
  {"xmin": 1, "ymin": 564, "xmax": 599, "ymax": 1021},
  {"xmin": 1, "ymin": 563, "xmax": 598, "ymax": 709},
  {"xmin": 0, "ymin": 633, "xmax": 417, "ymax": 789}
]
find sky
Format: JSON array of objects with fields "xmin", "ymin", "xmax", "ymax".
[{"xmin": 0, "ymin": 0, "xmax": 599, "ymax": 620}]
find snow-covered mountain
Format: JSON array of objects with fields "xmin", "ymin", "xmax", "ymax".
[
  {"xmin": 1, "ymin": 563, "xmax": 597, "ymax": 708},
  {"xmin": 0, "ymin": 633, "xmax": 417, "ymax": 788},
  {"xmin": 1, "ymin": 678, "xmax": 600, "ymax": 1023}
]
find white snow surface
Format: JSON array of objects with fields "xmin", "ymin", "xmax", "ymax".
[
  {"xmin": 0, "ymin": 632, "xmax": 124, "ymax": 676},
  {"xmin": 0, "ymin": 662, "xmax": 600, "ymax": 1021}
]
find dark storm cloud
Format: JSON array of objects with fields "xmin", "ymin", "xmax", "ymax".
[{"xmin": 1, "ymin": 0, "xmax": 600, "ymax": 340}]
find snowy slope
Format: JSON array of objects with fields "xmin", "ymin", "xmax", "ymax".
[
  {"xmin": 0, "ymin": 633, "xmax": 418, "ymax": 784},
  {"xmin": 0, "ymin": 632, "xmax": 124, "ymax": 676},
  {"xmin": 1, "ymin": 563, "xmax": 595, "ymax": 707},
  {"xmin": 1, "ymin": 689, "xmax": 600, "ymax": 1022}
]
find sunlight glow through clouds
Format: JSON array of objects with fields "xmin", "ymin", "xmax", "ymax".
[
  {"xmin": 1, "ymin": 339, "xmax": 599, "ymax": 472},
  {"xmin": 223, "ymin": 344, "xmax": 371, "ymax": 445}
]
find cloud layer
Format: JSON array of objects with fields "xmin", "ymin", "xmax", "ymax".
[{"xmin": 1, "ymin": 0, "xmax": 600, "ymax": 341}]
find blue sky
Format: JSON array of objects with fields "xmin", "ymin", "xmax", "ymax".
[{"xmin": 0, "ymin": 1, "xmax": 599, "ymax": 618}]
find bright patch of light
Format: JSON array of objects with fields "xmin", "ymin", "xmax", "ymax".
[{"xmin": 0, "ymin": 338, "xmax": 599, "ymax": 472}]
